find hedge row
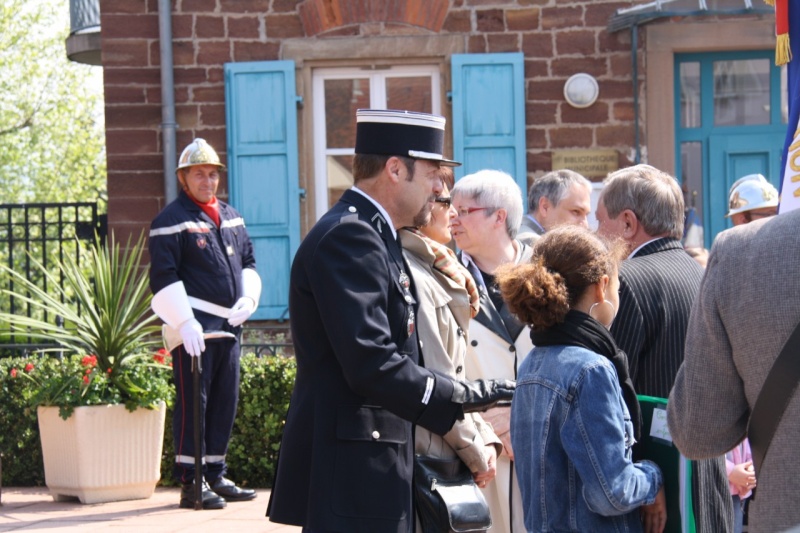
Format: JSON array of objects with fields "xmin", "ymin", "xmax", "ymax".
[{"xmin": 0, "ymin": 353, "xmax": 296, "ymax": 488}]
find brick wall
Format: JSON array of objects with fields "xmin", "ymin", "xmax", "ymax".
[{"xmin": 100, "ymin": 0, "xmax": 641, "ymax": 237}]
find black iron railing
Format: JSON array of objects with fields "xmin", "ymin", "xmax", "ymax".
[
  {"xmin": 0, "ymin": 202, "xmax": 106, "ymax": 353},
  {"xmin": 240, "ymin": 326, "xmax": 294, "ymax": 358}
]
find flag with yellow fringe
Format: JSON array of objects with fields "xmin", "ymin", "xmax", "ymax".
[
  {"xmin": 766, "ymin": 0, "xmax": 792, "ymax": 66},
  {"xmin": 775, "ymin": 0, "xmax": 800, "ymax": 213}
]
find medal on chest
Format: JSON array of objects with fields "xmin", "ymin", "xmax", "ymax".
[
  {"xmin": 399, "ymin": 271, "xmax": 413, "ymax": 303},
  {"xmin": 399, "ymin": 270, "xmax": 415, "ymax": 336}
]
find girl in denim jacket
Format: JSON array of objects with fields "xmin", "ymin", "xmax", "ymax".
[{"xmin": 496, "ymin": 226, "xmax": 666, "ymax": 533}]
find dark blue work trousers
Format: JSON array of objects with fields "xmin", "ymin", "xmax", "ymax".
[{"xmin": 171, "ymin": 338, "xmax": 240, "ymax": 484}]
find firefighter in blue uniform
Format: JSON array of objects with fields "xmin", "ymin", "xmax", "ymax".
[{"xmin": 149, "ymin": 138, "xmax": 261, "ymax": 509}]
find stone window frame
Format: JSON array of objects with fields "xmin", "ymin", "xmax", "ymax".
[
  {"xmin": 283, "ymin": 35, "xmax": 465, "ymax": 227},
  {"xmin": 310, "ymin": 64, "xmax": 443, "ymax": 220}
]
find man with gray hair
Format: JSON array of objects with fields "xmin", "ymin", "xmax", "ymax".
[
  {"xmin": 518, "ymin": 169, "xmax": 592, "ymax": 245},
  {"xmin": 596, "ymin": 164, "xmax": 733, "ymax": 532}
]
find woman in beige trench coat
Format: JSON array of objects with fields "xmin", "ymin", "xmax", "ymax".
[{"xmin": 400, "ymin": 171, "xmax": 502, "ymax": 532}]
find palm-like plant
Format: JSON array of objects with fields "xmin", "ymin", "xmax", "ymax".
[{"xmin": 0, "ymin": 233, "xmax": 170, "ymax": 418}]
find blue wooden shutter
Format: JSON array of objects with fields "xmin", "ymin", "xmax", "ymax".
[
  {"xmin": 224, "ymin": 60, "xmax": 300, "ymax": 320},
  {"xmin": 451, "ymin": 53, "xmax": 527, "ymax": 205}
]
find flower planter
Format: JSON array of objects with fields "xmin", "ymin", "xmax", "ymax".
[{"xmin": 37, "ymin": 402, "xmax": 166, "ymax": 504}]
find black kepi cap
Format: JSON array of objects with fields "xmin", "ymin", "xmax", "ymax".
[{"xmin": 355, "ymin": 109, "xmax": 461, "ymax": 167}]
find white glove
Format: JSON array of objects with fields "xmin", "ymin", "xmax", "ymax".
[
  {"xmin": 227, "ymin": 297, "xmax": 256, "ymax": 327},
  {"xmin": 179, "ymin": 318, "xmax": 206, "ymax": 357}
]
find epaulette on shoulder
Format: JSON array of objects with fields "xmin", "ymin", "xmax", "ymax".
[{"xmin": 340, "ymin": 213, "xmax": 359, "ymax": 224}]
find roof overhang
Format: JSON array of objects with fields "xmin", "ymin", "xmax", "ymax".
[{"xmin": 608, "ymin": 0, "xmax": 773, "ymax": 32}]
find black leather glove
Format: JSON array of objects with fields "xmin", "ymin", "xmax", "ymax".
[{"xmin": 451, "ymin": 379, "xmax": 516, "ymax": 413}]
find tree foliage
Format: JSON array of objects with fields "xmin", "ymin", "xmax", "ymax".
[{"xmin": 0, "ymin": 0, "xmax": 106, "ymax": 205}]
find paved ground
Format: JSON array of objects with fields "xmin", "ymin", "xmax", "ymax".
[{"xmin": 0, "ymin": 487, "xmax": 301, "ymax": 532}]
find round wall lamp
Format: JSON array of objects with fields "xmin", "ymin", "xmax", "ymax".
[{"xmin": 563, "ymin": 73, "xmax": 599, "ymax": 108}]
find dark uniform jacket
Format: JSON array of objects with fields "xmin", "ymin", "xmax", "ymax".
[
  {"xmin": 149, "ymin": 190, "xmax": 256, "ymax": 332},
  {"xmin": 610, "ymin": 237, "xmax": 703, "ymax": 397},
  {"xmin": 267, "ymin": 189, "xmax": 464, "ymax": 533}
]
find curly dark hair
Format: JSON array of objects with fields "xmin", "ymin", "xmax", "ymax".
[{"xmin": 496, "ymin": 226, "xmax": 624, "ymax": 331}]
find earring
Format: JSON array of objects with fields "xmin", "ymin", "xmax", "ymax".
[{"xmin": 589, "ymin": 299, "xmax": 616, "ymax": 327}]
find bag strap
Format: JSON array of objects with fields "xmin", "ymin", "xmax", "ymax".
[{"xmin": 748, "ymin": 319, "xmax": 800, "ymax": 473}]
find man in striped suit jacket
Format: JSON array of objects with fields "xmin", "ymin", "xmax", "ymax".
[{"xmin": 595, "ymin": 164, "xmax": 733, "ymax": 533}]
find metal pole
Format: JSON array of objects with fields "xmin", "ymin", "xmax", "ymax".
[
  {"xmin": 192, "ymin": 355, "xmax": 203, "ymax": 510},
  {"xmin": 632, "ymin": 24, "xmax": 641, "ymax": 164},
  {"xmin": 158, "ymin": 0, "xmax": 178, "ymax": 203}
]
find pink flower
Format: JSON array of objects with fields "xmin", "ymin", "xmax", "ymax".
[
  {"xmin": 154, "ymin": 353, "xmax": 165, "ymax": 364},
  {"xmin": 10, "ymin": 368, "xmax": 17, "ymax": 378},
  {"xmin": 24, "ymin": 363, "xmax": 34, "ymax": 372},
  {"xmin": 82, "ymin": 375, "xmax": 90, "ymax": 385},
  {"xmin": 81, "ymin": 355, "xmax": 97, "ymax": 367}
]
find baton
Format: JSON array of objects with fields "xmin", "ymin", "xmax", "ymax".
[{"xmin": 192, "ymin": 353, "xmax": 203, "ymax": 510}]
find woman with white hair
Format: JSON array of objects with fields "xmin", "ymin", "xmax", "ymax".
[{"xmin": 450, "ymin": 169, "xmax": 532, "ymax": 533}]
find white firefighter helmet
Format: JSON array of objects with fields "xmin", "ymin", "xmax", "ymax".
[
  {"xmin": 176, "ymin": 138, "xmax": 225, "ymax": 173},
  {"xmin": 725, "ymin": 174, "xmax": 779, "ymax": 217}
]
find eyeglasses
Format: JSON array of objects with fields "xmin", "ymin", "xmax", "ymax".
[
  {"xmin": 455, "ymin": 206, "xmax": 493, "ymax": 217},
  {"xmin": 434, "ymin": 197, "xmax": 452, "ymax": 208}
]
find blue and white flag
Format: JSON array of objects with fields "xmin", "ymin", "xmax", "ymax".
[{"xmin": 778, "ymin": 0, "xmax": 800, "ymax": 213}]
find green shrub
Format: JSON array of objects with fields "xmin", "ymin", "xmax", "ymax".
[
  {"xmin": 225, "ymin": 353, "xmax": 296, "ymax": 487},
  {"xmin": 2, "ymin": 353, "xmax": 296, "ymax": 488},
  {"xmin": 0, "ymin": 355, "xmax": 56, "ymax": 486}
]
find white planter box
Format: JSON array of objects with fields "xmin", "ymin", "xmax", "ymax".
[{"xmin": 37, "ymin": 402, "xmax": 166, "ymax": 504}]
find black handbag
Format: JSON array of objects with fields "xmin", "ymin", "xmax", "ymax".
[{"xmin": 413, "ymin": 454, "xmax": 492, "ymax": 533}]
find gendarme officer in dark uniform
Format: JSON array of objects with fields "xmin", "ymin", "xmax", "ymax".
[
  {"xmin": 149, "ymin": 139, "xmax": 262, "ymax": 509},
  {"xmin": 267, "ymin": 109, "xmax": 516, "ymax": 532}
]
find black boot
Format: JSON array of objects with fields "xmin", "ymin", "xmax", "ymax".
[
  {"xmin": 209, "ymin": 476, "xmax": 257, "ymax": 502},
  {"xmin": 179, "ymin": 478, "xmax": 227, "ymax": 509}
]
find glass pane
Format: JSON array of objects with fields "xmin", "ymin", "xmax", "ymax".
[
  {"xmin": 386, "ymin": 76, "xmax": 432, "ymax": 113},
  {"xmin": 713, "ymin": 58, "xmax": 770, "ymax": 126},
  {"xmin": 327, "ymin": 155, "xmax": 353, "ymax": 208},
  {"xmin": 782, "ymin": 64, "xmax": 788, "ymax": 123},
  {"xmin": 681, "ymin": 141, "xmax": 704, "ymax": 224},
  {"xmin": 680, "ymin": 62, "xmax": 701, "ymax": 128},
  {"xmin": 325, "ymin": 78, "xmax": 370, "ymax": 149}
]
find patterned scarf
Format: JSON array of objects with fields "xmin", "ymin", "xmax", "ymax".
[{"xmin": 408, "ymin": 228, "xmax": 480, "ymax": 318}]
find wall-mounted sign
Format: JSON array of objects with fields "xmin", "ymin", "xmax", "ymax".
[{"xmin": 552, "ymin": 149, "xmax": 618, "ymax": 178}]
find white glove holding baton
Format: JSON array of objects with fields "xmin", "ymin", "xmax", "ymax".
[
  {"xmin": 152, "ymin": 281, "xmax": 208, "ymax": 356},
  {"xmin": 179, "ymin": 318, "xmax": 206, "ymax": 357}
]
